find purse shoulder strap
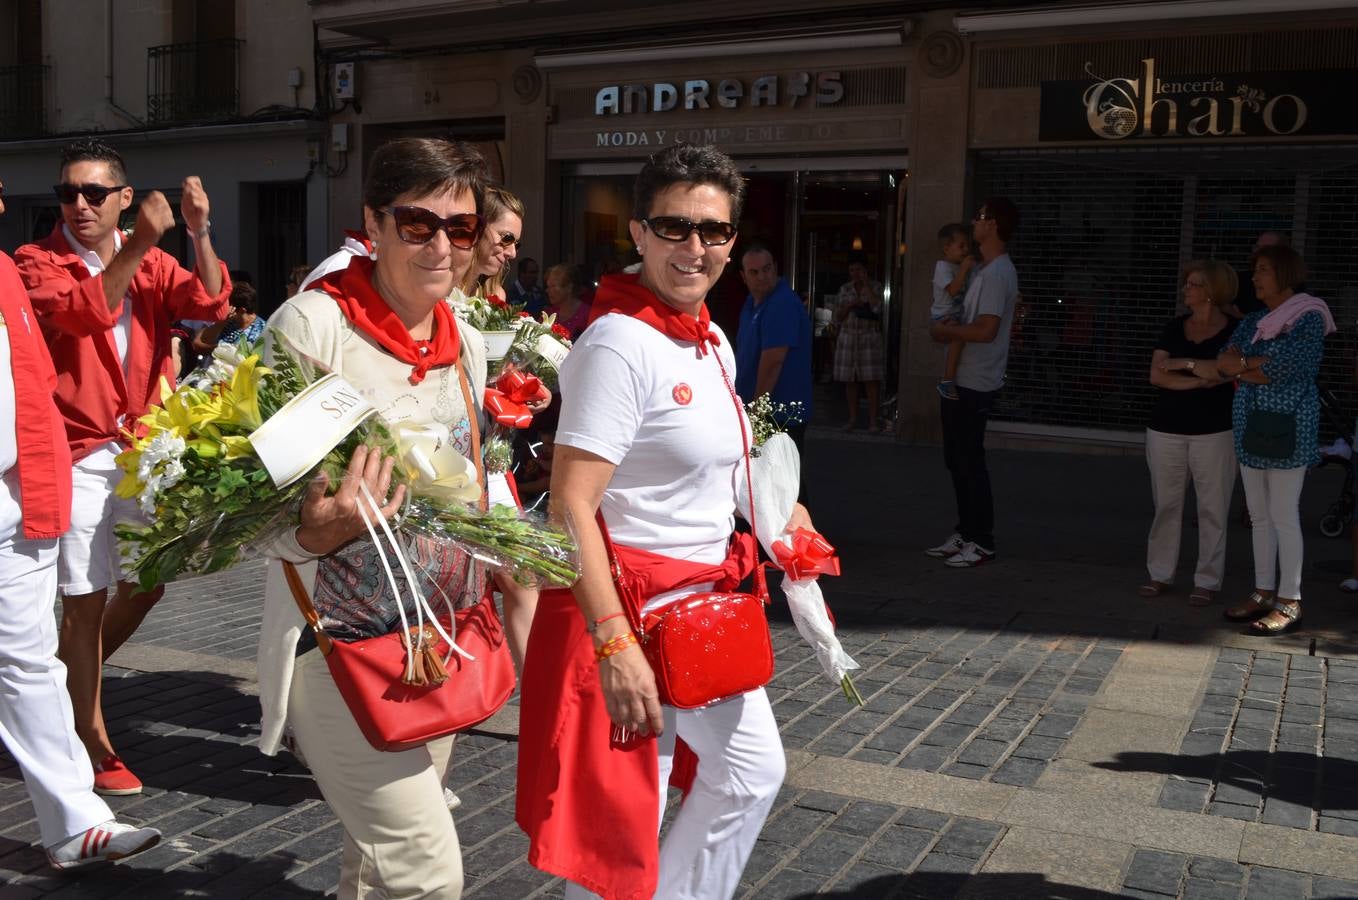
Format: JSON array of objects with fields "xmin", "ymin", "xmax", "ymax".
[
  {"xmin": 282, "ymin": 560, "xmax": 335, "ymax": 656},
  {"xmin": 454, "ymin": 360, "xmax": 488, "ymax": 512},
  {"xmin": 710, "ymin": 349, "xmax": 769, "ymax": 604}
]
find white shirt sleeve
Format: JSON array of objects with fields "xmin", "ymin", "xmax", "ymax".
[{"xmin": 556, "ymin": 341, "xmax": 647, "ymax": 466}]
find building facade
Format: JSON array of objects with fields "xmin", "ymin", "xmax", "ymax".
[
  {"xmin": 0, "ymin": 0, "xmax": 327, "ymax": 317},
  {"xmin": 312, "ymin": 0, "xmax": 1358, "ymax": 449}
]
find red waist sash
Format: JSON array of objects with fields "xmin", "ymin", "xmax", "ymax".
[{"xmin": 516, "ymin": 532, "xmax": 756, "ymax": 900}]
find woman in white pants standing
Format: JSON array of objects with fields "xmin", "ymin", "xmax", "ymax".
[
  {"xmin": 518, "ymin": 144, "xmax": 811, "ymax": 900},
  {"xmin": 1217, "ymin": 244, "xmax": 1334, "ymax": 635},
  {"xmin": 1142, "ymin": 261, "xmax": 1238, "ymax": 606}
]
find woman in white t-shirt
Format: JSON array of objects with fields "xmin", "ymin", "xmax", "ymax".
[{"xmin": 517, "ymin": 144, "xmax": 813, "ymax": 900}]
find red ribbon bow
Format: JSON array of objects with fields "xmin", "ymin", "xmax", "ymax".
[
  {"xmin": 772, "ymin": 528, "xmax": 842, "ymax": 582},
  {"xmin": 484, "ymin": 363, "xmax": 550, "ymax": 429}
]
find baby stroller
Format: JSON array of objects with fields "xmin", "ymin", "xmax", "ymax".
[{"xmin": 1316, "ymin": 387, "xmax": 1355, "ymax": 537}]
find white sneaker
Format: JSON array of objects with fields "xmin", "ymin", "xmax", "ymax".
[
  {"xmin": 47, "ymin": 820, "xmax": 161, "ymax": 870},
  {"xmin": 943, "ymin": 542, "xmax": 996, "ymax": 568},
  {"xmin": 925, "ymin": 533, "xmax": 966, "ymax": 558},
  {"xmin": 444, "ymin": 787, "xmax": 462, "ymax": 811}
]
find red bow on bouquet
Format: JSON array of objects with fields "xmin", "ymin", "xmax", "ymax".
[
  {"xmin": 772, "ymin": 528, "xmax": 842, "ymax": 582},
  {"xmin": 484, "ymin": 363, "xmax": 550, "ymax": 429}
]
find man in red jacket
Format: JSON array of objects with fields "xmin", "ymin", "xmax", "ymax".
[{"xmin": 15, "ymin": 139, "xmax": 230, "ymax": 796}]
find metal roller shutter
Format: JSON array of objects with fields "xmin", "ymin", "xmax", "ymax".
[{"xmin": 975, "ymin": 145, "xmax": 1358, "ymax": 438}]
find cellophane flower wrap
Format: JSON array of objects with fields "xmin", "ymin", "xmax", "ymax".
[
  {"xmin": 454, "ymin": 298, "xmax": 572, "ymax": 514},
  {"xmin": 114, "ymin": 334, "xmax": 580, "ymax": 592},
  {"xmin": 736, "ymin": 399, "xmax": 863, "ymax": 705}
]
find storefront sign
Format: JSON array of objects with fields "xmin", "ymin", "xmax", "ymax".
[
  {"xmin": 1039, "ymin": 58, "xmax": 1358, "ymax": 141},
  {"xmin": 595, "ymin": 72, "xmax": 843, "ymax": 116},
  {"xmin": 592, "ymin": 121, "xmax": 846, "ymax": 149}
]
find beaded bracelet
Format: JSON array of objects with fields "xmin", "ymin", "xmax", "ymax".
[{"xmin": 595, "ymin": 631, "xmax": 638, "ymax": 663}]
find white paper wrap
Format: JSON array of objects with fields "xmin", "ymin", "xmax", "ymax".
[{"xmin": 735, "ymin": 432, "xmax": 859, "ymax": 683}]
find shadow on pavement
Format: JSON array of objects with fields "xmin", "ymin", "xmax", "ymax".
[
  {"xmin": 791, "ymin": 871, "xmax": 1124, "ymax": 899},
  {"xmin": 41, "ymin": 849, "xmax": 329, "ymax": 897},
  {"xmin": 1096, "ymin": 750, "xmax": 1355, "ymax": 808}
]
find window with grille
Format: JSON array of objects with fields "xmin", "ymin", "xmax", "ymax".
[{"xmin": 974, "ymin": 146, "xmax": 1358, "ymax": 437}]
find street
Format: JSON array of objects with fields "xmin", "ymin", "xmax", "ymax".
[{"xmin": 3, "ymin": 430, "xmax": 1358, "ymax": 899}]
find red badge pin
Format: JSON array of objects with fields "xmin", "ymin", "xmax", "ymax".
[{"xmin": 673, "ymin": 383, "xmax": 693, "ymax": 405}]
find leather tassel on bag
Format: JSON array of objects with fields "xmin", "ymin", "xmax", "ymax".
[{"xmin": 402, "ymin": 626, "xmax": 451, "ymax": 687}]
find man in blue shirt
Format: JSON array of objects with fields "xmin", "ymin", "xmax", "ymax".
[{"xmin": 735, "ymin": 244, "xmax": 813, "ymax": 497}]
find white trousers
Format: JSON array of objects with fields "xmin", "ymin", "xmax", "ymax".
[
  {"xmin": 0, "ymin": 476, "xmax": 112, "ymax": 846},
  {"xmin": 288, "ymin": 650, "xmax": 462, "ymax": 900},
  {"xmin": 565, "ymin": 687, "xmax": 786, "ymax": 900},
  {"xmin": 1240, "ymin": 465, "xmax": 1308, "ymax": 599},
  {"xmin": 1144, "ymin": 429, "xmax": 1237, "ymax": 589}
]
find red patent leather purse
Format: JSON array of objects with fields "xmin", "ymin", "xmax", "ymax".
[
  {"xmin": 285, "ymin": 563, "xmax": 516, "ymax": 751},
  {"xmin": 599, "ymin": 351, "xmax": 775, "ymax": 710}
]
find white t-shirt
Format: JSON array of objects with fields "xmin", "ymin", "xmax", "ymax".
[
  {"xmin": 0, "ymin": 313, "xmax": 16, "ymax": 476},
  {"xmin": 64, "ymin": 225, "xmax": 132, "ymax": 373},
  {"xmin": 931, "ymin": 259, "xmax": 962, "ymax": 320},
  {"xmin": 557, "ymin": 313, "xmax": 746, "ymax": 568}
]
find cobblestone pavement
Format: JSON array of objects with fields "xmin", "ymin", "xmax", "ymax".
[
  {"xmin": 1143, "ymin": 648, "xmax": 1358, "ymax": 834},
  {"xmin": 5, "ymin": 441, "xmax": 1358, "ymax": 898}
]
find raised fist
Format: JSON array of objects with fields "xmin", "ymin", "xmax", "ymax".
[
  {"xmin": 181, "ymin": 176, "xmax": 211, "ymax": 234},
  {"xmin": 133, "ymin": 191, "xmax": 176, "ymax": 245}
]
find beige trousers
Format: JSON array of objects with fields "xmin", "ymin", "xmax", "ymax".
[
  {"xmin": 1145, "ymin": 428, "xmax": 1237, "ymax": 590},
  {"xmin": 289, "ymin": 649, "xmax": 462, "ymax": 900}
]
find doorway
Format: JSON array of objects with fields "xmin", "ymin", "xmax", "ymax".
[{"xmin": 559, "ymin": 159, "xmax": 907, "ymax": 417}]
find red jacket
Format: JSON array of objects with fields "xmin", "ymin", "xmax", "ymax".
[
  {"xmin": 14, "ymin": 226, "xmax": 230, "ymax": 461},
  {"xmin": 0, "ymin": 252, "xmax": 73, "ymax": 540}
]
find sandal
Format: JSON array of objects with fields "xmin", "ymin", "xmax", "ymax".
[
  {"xmin": 1224, "ymin": 591, "xmax": 1273, "ymax": 622},
  {"xmin": 1188, "ymin": 587, "xmax": 1215, "ymax": 607},
  {"xmin": 1138, "ymin": 580, "xmax": 1170, "ymax": 598},
  {"xmin": 1248, "ymin": 597, "xmax": 1301, "ymax": 636}
]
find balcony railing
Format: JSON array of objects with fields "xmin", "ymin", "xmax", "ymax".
[
  {"xmin": 0, "ymin": 64, "xmax": 48, "ymax": 138},
  {"xmin": 146, "ymin": 39, "xmax": 243, "ymax": 125}
]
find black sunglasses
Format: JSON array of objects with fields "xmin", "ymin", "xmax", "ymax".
[
  {"xmin": 381, "ymin": 206, "xmax": 485, "ymax": 250},
  {"xmin": 493, "ymin": 230, "xmax": 520, "ymax": 249},
  {"xmin": 53, "ymin": 183, "xmax": 129, "ymax": 206},
  {"xmin": 642, "ymin": 216, "xmax": 737, "ymax": 247}
]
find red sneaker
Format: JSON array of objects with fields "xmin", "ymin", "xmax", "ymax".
[{"xmin": 92, "ymin": 755, "xmax": 142, "ymax": 796}]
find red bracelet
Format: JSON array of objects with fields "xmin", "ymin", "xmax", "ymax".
[{"xmin": 588, "ymin": 611, "xmax": 627, "ymax": 636}]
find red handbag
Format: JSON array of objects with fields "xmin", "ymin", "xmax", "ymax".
[
  {"xmin": 600, "ymin": 350, "xmax": 775, "ymax": 710},
  {"xmin": 284, "ymin": 562, "xmax": 516, "ymax": 751}
]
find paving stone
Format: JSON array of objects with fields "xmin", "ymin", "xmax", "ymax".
[
  {"xmin": 991, "ymin": 756, "xmax": 1046, "ymax": 787},
  {"xmin": 862, "ymin": 824, "xmax": 935, "ymax": 870},
  {"xmin": 1189, "ymin": 857, "xmax": 1247, "ymax": 884},
  {"xmin": 759, "ymin": 867, "xmax": 828, "ymax": 899},
  {"xmin": 1208, "ymin": 801, "xmax": 1259, "ymax": 821},
  {"xmin": 1244, "ymin": 867, "xmax": 1310, "ymax": 899},
  {"xmin": 956, "ymin": 739, "xmax": 1009, "ymax": 767},
  {"xmin": 828, "ymin": 801, "xmax": 900, "ymax": 837},
  {"xmin": 1314, "ymin": 875, "xmax": 1358, "ymax": 899},
  {"xmin": 931, "ymin": 819, "xmax": 1002, "ymax": 860},
  {"xmin": 798, "ymin": 829, "xmax": 864, "ymax": 876},
  {"xmin": 1011, "ymin": 735, "xmax": 1064, "ymax": 761},
  {"xmin": 1182, "ymin": 877, "xmax": 1245, "ymax": 900},
  {"xmin": 1159, "ymin": 779, "xmax": 1211, "ymax": 813},
  {"xmin": 1260, "ymin": 795, "xmax": 1314, "ymax": 830},
  {"xmin": 940, "ymin": 762, "xmax": 990, "ymax": 781},
  {"xmin": 897, "ymin": 809, "xmax": 949, "ymax": 831},
  {"xmin": 898, "ymin": 744, "xmax": 952, "ymax": 772},
  {"xmin": 1123, "ymin": 849, "xmax": 1187, "ymax": 896}
]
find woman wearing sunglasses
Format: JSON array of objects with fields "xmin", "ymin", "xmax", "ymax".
[
  {"xmin": 519, "ymin": 143, "xmax": 813, "ymax": 900},
  {"xmin": 256, "ymin": 138, "xmax": 493, "ymax": 900},
  {"xmin": 461, "ymin": 185, "xmax": 523, "ymax": 302}
]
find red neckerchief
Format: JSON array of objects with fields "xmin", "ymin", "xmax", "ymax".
[
  {"xmin": 587, "ymin": 272, "xmax": 720, "ymax": 355},
  {"xmin": 312, "ymin": 256, "xmax": 460, "ymax": 385}
]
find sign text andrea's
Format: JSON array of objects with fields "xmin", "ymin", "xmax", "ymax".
[
  {"xmin": 1039, "ymin": 58, "xmax": 1358, "ymax": 142},
  {"xmin": 596, "ymin": 72, "xmax": 843, "ymax": 116}
]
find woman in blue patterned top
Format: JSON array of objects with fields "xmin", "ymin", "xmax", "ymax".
[{"xmin": 1216, "ymin": 245, "xmax": 1335, "ymax": 635}]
